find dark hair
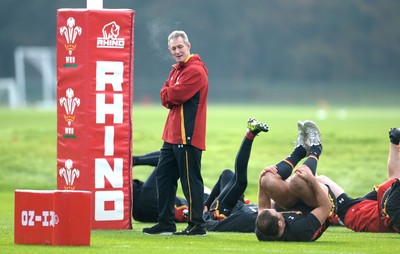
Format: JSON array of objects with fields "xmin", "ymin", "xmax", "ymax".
[{"xmin": 256, "ymin": 210, "xmax": 280, "ymax": 237}]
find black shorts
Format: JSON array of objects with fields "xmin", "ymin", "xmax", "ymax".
[{"xmin": 382, "ymin": 179, "xmax": 400, "ymax": 229}]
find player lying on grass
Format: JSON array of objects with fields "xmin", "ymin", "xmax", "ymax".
[
  {"xmin": 317, "ymin": 128, "xmax": 400, "ymax": 233},
  {"xmin": 132, "ymin": 117, "xmax": 269, "ymax": 232},
  {"xmin": 202, "ymin": 117, "xmax": 268, "ymax": 232},
  {"xmin": 132, "ymin": 150, "xmax": 193, "ymax": 223},
  {"xmin": 256, "ymin": 120, "xmax": 336, "ymax": 242}
]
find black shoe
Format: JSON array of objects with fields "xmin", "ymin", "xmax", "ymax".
[
  {"xmin": 389, "ymin": 128, "xmax": 400, "ymax": 145},
  {"xmin": 142, "ymin": 223, "xmax": 176, "ymax": 235},
  {"xmin": 173, "ymin": 224, "xmax": 206, "ymax": 236}
]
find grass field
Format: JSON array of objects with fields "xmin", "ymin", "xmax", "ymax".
[{"xmin": 0, "ymin": 104, "xmax": 399, "ymax": 253}]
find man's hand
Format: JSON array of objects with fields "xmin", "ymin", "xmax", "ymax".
[
  {"xmin": 294, "ymin": 165, "xmax": 313, "ymax": 183},
  {"xmin": 260, "ymin": 165, "xmax": 278, "ymax": 177},
  {"xmin": 259, "ymin": 165, "xmax": 278, "ymax": 185}
]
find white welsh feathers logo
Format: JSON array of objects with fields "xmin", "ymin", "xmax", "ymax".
[
  {"xmin": 59, "ymin": 88, "xmax": 80, "ymax": 138},
  {"xmin": 97, "ymin": 21, "xmax": 125, "ymax": 48},
  {"xmin": 59, "ymin": 17, "xmax": 82, "ymax": 66},
  {"xmin": 60, "ymin": 88, "xmax": 80, "ymax": 126},
  {"xmin": 60, "ymin": 17, "xmax": 82, "ymax": 56},
  {"xmin": 59, "ymin": 159, "xmax": 80, "ymax": 190}
]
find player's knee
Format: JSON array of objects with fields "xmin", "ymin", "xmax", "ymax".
[{"xmin": 260, "ymin": 172, "xmax": 276, "ymax": 189}]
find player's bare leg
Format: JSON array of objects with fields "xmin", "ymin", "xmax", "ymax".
[
  {"xmin": 260, "ymin": 169, "xmax": 298, "ymax": 209},
  {"xmin": 316, "ymin": 175, "xmax": 345, "ymax": 199},
  {"xmin": 289, "ymin": 165, "xmax": 330, "ymax": 208}
]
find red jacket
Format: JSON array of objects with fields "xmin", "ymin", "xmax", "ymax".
[{"xmin": 160, "ymin": 54, "xmax": 208, "ymax": 150}]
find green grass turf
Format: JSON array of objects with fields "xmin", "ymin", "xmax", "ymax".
[{"xmin": 0, "ymin": 104, "xmax": 399, "ymax": 253}]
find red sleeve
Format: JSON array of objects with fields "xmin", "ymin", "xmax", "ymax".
[
  {"xmin": 160, "ymin": 66, "xmax": 206, "ymax": 106},
  {"xmin": 160, "ymin": 75, "xmax": 172, "ymax": 108},
  {"xmin": 160, "ymin": 86, "xmax": 171, "ymax": 109}
]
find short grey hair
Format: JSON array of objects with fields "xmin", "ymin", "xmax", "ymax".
[{"xmin": 168, "ymin": 30, "xmax": 190, "ymax": 48}]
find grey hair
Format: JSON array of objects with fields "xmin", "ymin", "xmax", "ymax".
[{"xmin": 168, "ymin": 30, "xmax": 190, "ymax": 48}]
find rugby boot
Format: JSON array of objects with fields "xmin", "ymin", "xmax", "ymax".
[
  {"xmin": 294, "ymin": 121, "xmax": 309, "ymax": 153},
  {"xmin": 247, "ymin": 117, "xmax": 269, "ymax": 136},
  {"xmin": 303, "ymin": 120, "xmax": 322, "ymax": 147}
]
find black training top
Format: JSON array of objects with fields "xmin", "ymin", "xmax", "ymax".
[
  {"xmin": 256, "ymin": 204, "xmax": 329, "ymax": 242},
  {"xmin": 280, "ymin": 211, "xmax": 324, "ymax": 241}
]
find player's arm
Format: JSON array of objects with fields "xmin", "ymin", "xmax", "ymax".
[
  {"xmin": 257, "ymin": 166, "xmax": 277, "ymax": 214},
  {"xmin": 309, "ymin": 182, "xmax": 332, "ymax": 225},
  {"xmin": 257, "ymin": 185, "xmax": 271, "ymax": 213},
  {"xmin": 388, "ymin": 141, "xmax": 400, "ymax": 178},
  {"xmin": 295, "ymin": 167, "xmax": 331, "ymax": 225}
]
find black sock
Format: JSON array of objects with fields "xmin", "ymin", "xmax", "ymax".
[
  {"xmin": 302, "ymin": 145, "xmax": 322, "ymax": 175},
  {"xmin": 302, "ymin": 157, "xmax": 318, "ymax": 175},
  {"xmin": 309, "ymin": 144, "xmax": 322, "ymax": 159},
  {"xmin": 276, "ymin": 146, "xmax": 307, "ymax": 180}
]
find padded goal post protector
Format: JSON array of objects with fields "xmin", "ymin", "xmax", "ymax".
[
  {"xmin": 14, "ymin": 190, "xmax": 92, "ymax": 246},
  {"xmin": 56, "ymin": 9, "xmax": 135, "ymax": 229}
]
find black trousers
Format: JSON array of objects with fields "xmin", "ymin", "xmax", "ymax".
[{"xmin": 156, "ymin": 142, "xmax": 205, "ymax": 227}]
